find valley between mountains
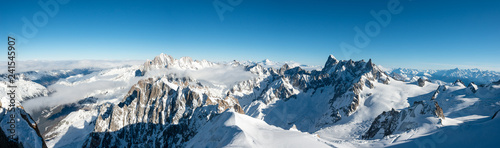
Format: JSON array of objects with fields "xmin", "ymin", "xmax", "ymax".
[{"xmin": 1, "ymin": 53, "xmax": 499, "ymax": 148}]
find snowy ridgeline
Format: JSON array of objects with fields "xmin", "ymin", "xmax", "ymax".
[
  {"xmin": 389, "ymin": 68, "xmax": 500, "ymax": 85},
  {"xmin": 0, "ymin": 53, "xmax": 499, "ymax": 148}
]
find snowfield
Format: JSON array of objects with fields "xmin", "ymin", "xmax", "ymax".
[
  {"xmin": 0, "ymin": 54, "xmax": 498, "ymax": 148},
  {"xmin": 186, "ymin": 111, "xmax": 331, "ymax": 148}
]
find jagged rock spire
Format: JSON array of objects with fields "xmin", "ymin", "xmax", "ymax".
[
  {"xmin": 322, "ymin": 55, "xmax": 339, "ymax": 72},
  {"xmin": 467, "ymin": 82, "xmax": 478, "ymax": 93}
]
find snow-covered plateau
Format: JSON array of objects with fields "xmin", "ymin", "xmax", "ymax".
[{"xmin": 0, "ymin": 53, "xmax": 499, "ymax": 148}]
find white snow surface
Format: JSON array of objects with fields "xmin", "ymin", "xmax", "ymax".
[
  {"xmin": 1, "ymin": 54, "xmax": 499, "ymax": 148},
  {"xmin": 186, "ymin": 111, "xmax": 331, "ymax": 148}
]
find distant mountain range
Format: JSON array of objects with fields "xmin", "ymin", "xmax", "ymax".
[
  {"xmin": 388, "ymin": 68, "xmax": 500, "ymax": 85},
  {"xmin": 1, "ymin": 53, "xmax": 499, "ymax": 148}
]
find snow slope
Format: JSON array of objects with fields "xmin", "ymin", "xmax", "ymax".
[
  {"xmin": 186, "ymin": 111, "xmax": 331, "ymax": 148},
  {"xmin": 1, "ymin": 53, "xmax": 498, "ymax": 148},
  {"xmin": 388, "ymin": 113, "xmax": 499, "ymax": 148}
]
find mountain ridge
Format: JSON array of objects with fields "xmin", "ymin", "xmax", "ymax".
[{"xmin": 0, "ymin": 53, "xmax": 498, "ymax": 147}]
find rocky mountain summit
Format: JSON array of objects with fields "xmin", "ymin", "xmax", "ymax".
[
  {"xmin": 363, "ymin": 100, "xmax": 445, "ymax": 139},
  {"xmin": 81, "ymin": 54, "xmax": 393, "ymax": 147},
  {"xmin": 1, "ymin": 53, "xmax": 498, "ymax": 147},
  {"xmin": 83, "ymin": 76, "xmax": 244, "ymax": 147}
]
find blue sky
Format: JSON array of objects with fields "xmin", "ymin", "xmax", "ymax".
[{"xmin": 1, "ymin": 0, "xmax": 499, "ymax": 71}]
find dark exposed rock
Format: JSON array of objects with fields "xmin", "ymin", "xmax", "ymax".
[
  {"xmin": 238, "ymin": 55, "xmax": 391, "ymax": 124},
  {"xmin": 389, "ymin": 72, "xmax": 406, "ymax": 82},
  {"xmin": 322, "ymin": 55, "xmax": 339, "ymax": 71},
  {"xmin": 431, "ymin": 90, "xmax": 439, "ymax": 100},
  {"xmin": 134, "ymin": 69, "xmax": 143, "ymax": 77},
  {"xmin": 492, "ymin": 109, "xmax": 500, "ymax": 119},
  {"xmin": 362, "ymin": 108, "xmax": 400, "ymax": 139},
  {"xmin": 363, "ymin": 101, "xmax": 445, "ymax": 139},
  {"xmin": 0, "ymin": 107, "xmax": 48, "ymax": 148},
  {"xmin": 431, "ymin": 85, "xmax": 447, "ymax": 100},
  {"xmin": 83, "ymin": 76, "xmax": 245, "ymax": 147},
  {"xmin": 325, "ymin": 57, "xmax": 389, "ymax": 123},
  {"xmin": 454, "ymin": 79, "xmax": 465, "ymax": 86},
  {"xmin": 434, "ymin": 102, "xmax": 445, "ymax": 119},
  {"xmin": 493, "ymin": 80, "xmax": 500, "ymax": 85},
  {"xmin": 83, "ymin": 54, "xmax": 394, "ymax": 146},
  {"xmin": 0, "ymin": 126, "xmax": 19, "ymax": 148},
  {"xmin": 418, "ymin": 78, "xmax": 426, "ymax": 87},
  {"xmin": 467, "ymin": 82, "xmax": 478, "ymax": 93}
]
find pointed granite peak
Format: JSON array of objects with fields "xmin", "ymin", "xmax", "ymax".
[
  {"xmin": 328, "ymin": 55, "xmax": 337, "ymax": 61},
  {"xmin": 322, "ymin": 55, "xmax": 339, "ymax": 72},
  {"xmin": 281, "ymin": 63, "xmax": 290, "ymax": 70},
  {"xmin": 454, "ymin": 79, "xmax": 465, "ymax": 87},
  {"xmin": 467, "ymin": 82, "xmax": 478, "ymax": 93},
  {"xmin": 366, "ymin": 59, "xmax": 374, "ymax": 69}
]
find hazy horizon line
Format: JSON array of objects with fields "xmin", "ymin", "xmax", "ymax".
[{"xmin": 1, "ymin": 58, "xmax": 499, "ymax": 73}]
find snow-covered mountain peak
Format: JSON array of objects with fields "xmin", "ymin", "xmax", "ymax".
[
  {"xmin": 142, "ymin": 53, "xmax": 217, "ymax": 74},
  {"xmin": 366, "ymin": 59, "xmax": 374, "ymax": 68},
  {"xmin": 320, "ymin": 55, "xmax": 386, "ymax": 80},
  {"xmin": 453, "ymin": 79, "xmax": 466, "ymax": 87},
  {"xmin": 467, "ymin": 82, "xmax": 478, "ymax": 93},
  {"xmin": 328, "ymin": 54, "xmax": 336, "ymax": 60},
  {"xmin": 262, "ymin": 59, "xmax": 274, "ymax": 65},
  {"xmin": 389, "ymin": 68, "xmax": 500, "ymax": 85},
  {"xmin": 3, "ymin": 53, "xmax": 499, "ymax": 148},
  {"xmin": 322, "ymin": 55, "xmax": 339, "ymax": 72}
]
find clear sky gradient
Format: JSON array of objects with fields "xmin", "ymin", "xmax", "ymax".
[{"xmin": 1, "ymin": 0, "xmax": 499, "ymax": 71}]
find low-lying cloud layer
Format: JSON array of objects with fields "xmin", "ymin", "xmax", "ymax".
[
  {"xmin": 21, "ymin": 64, "xmax": 256, "ymax": 113},
  {"xmin": 0, "ymin": 60, "xmax": 143, "ymax": 73},
  {"xmin": 22, "ymin": 78, "xmax": 134, "ymax": 113}
]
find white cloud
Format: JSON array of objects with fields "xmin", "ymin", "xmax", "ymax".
[
  {"xmin": 0, "ymin": 60, "xmax": 143, "ymax": 73},
  {"xmin": 22, "ymin": 79, "xmax": 130, "ymax": 112},
  {"xmin": 21, "ymin": 64, "xmax": 256, "ymax": 113},
  {"xmin": 20, "ymin": 65, "xmax": 144, "ymax": 113}
]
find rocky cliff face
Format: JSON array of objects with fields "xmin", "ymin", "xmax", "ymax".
[
  {"xmin": 418, "ymin": 78, "xmax": 426, "ymax": 87},
  {"xmin": 0, "ymin": 106, "xmax": 47, "ymax": 148},
  {"xmin": 363, "ymin": 100, "xmax": 445, "ymax": 139},
  {"xmin": 467, "ymin": 82, "xmax": 478, "ymax": 93},
  {"xmin": 493, "ymin": 79, "xmax": 500, "ymax": 85},
  {"xmin": 81, "ymin": 54, "xmax": 393, "ymax": 146},
  {"xmin": 493, "ymin": 109, "xmax": 500, "ymax": 119},
  {"xmin": 324, "ymin": 58, "xmax": 390, "ymax": 122},
  {"xmin": 454, "ymin": 79, "xmax": 465, "ymax": 87},
  {"xmin": 227, "ymin": 55, "xmax": 391, "ymax": 132},
  {"xmin": 4, "ymin": 53, "xmax": 499, "ymax": 147},
  {"xmin": 82, "ymin": 74, "xmax": 244, "ymax": 147}
]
